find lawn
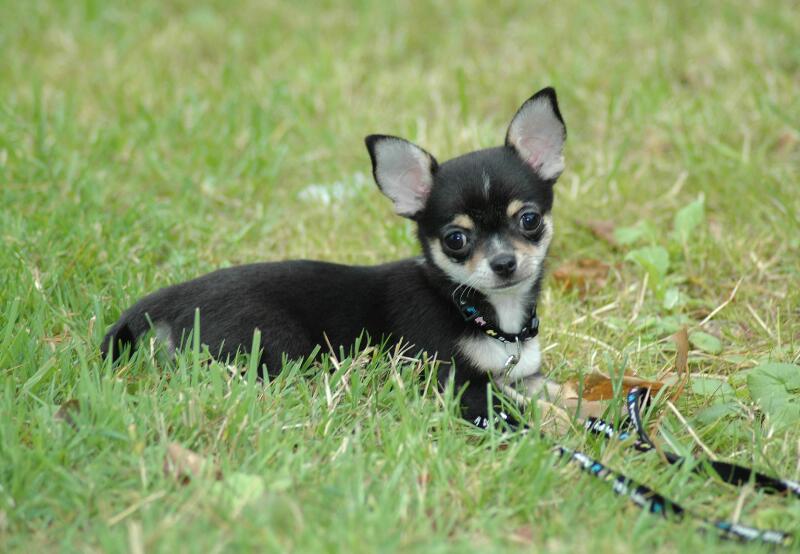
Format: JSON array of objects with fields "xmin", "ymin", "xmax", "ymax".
[{"xmin": 2, "ymin": 0, "xmax": 799, "ymax": 551}]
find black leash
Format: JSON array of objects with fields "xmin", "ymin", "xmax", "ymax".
[
  {"xmin": 586, "ymin": 387, "xmax": 800, "ymax": 498},
  {"xmin": 569, "ymin": 386, "xmax": 795, "ymax": 546},
  {"xmin": 475, "ymin": 391, "xmax": 793, "ymax": 545},
  {"xmin": 552, "ymin": 443, "xmax": 791, "ymax": 546},
  {"xmin": 456, "ymin": 292, "xmax": 795, "ymax": 545}
]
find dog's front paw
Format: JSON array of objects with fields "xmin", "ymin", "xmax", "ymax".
[{"xmin": 470, "ymin": 410, "xmax": 529, "ymax": 433}]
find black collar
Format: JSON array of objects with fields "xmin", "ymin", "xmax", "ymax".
[{"xmin": 452, "ymin": 291, "xmax": 539, "ymax": 344}]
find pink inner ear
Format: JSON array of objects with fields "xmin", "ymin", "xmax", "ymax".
[
  {"xmin": 519, "ymin": 137, "xmax": 550, "ymax": 170},
  {"xmin": 396, "ymin": 167, "xmax": 428, "ymax": 204},
  {"xmin": 409, "ymin": 168, "xmax": 430, "ymax": 197},
  {"xmin": 374, "ymin": 138, "xmax": 435, "ymax": 215},
  {"xmin": 389, "ymin": 164, "xmax": 432, "ymax": 215}
]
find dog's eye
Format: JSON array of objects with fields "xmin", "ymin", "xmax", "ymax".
[
  {"xmin": 443, "ymin": 230, "xmax": 468, "ymax": 252},
  {"xmin": 520, "ymin": 212, "xmax": 543, "ymax": 232}
]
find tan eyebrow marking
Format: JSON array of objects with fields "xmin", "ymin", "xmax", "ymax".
[
  {"xmin": 451, "ymin": 214, "xmax": 475, "ymax": 229},
  {"xmin": 506, "ymin": 200, "xmax": 525, "ymax": 218}
]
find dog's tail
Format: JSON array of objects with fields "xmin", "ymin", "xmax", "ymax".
[{"xmin": 100, "ymin": 311, "xmax": 149, "ymax": 362}]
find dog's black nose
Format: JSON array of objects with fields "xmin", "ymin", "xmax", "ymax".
[{"xmin": 490, "ymin": 254, "xmax": 517, "ymax": 277}]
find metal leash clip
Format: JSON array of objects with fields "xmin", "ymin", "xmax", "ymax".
[{"xmin": 502, "ymin": 337, "xmax": 522, "ymax": 375}]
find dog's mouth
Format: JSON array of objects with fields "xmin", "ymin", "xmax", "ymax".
[{"xmin": 490, "ymin": 276, "xmax": 529, "ymax": 291}]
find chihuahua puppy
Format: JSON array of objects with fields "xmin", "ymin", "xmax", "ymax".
[{"xmin": 102, "ymin": 87, "xmax": 567, "ymax": 429}]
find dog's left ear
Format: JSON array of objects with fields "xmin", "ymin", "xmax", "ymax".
[
  {"xmin": 365, "ymin": 134, "xmax": 438, "ymax": 219},
  {"xmin": 505, "ymin": 87, "xmax": 567, "ymax": 181}
]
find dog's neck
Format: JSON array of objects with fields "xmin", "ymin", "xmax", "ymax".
[
  {"xmin": 484, "ymin": 286, "xmax": 535, "ymax": 333},
  {"xmin": 420, "ymin": 259, "xmax": 541, "ymax": 334}
]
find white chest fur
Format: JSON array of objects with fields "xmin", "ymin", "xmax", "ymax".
[
  {"xmin": 457, "ymin": 335, "xmax": 542, "ymax": 381},
  {"xmin": 485, "ymin": 291, "xmax": 529, "ymax": 333},
  {"xmin": 455, "ymin": 281, "xmax": 542, "ymax": 380}
]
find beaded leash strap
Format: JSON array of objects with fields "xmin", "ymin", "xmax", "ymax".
[{"xmin": 552, "ymin": 387, "xmax": 794, "ymax": 546}]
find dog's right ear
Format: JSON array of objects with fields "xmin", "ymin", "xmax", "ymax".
[{"xmin": 365, "ymin": 135, "xmax": 438, "ymax": 219}]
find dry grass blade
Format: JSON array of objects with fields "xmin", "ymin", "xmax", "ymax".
[
  {"xmin": 665, "ymin": 401, "xmax": 717, "ymax": 460},
  {"xmin": 669, "ymin": 327, "xmax": 690, "ymax": 402},
  {"xmin": 698, "ymin": 278, "xmax": 742, "ymax": 327},
  {"xmin": 322, "ymin": 332, "xmax": 342, "ymax": 372},
  {"xmin": 644, "ymin": 328, "xmax": 691, "ymax": 445}
]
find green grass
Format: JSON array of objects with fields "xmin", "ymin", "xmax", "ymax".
[{"xmin": 2, "ymin": 0, "xmax": 799, "ymax": 551}]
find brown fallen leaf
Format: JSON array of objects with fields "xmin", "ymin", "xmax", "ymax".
[
  {"xmin": 582, "ymin": 220, "xmax": 618, "ymax": 246},
  {"xmin": 54, "ymin": 399, "xmax": 81, "ymax": 429},
  {"xmin": 163, "ymin": 443, "xmax": 222, "ymax": 484},
  {"xmin": 773, "ymin": 131, "xmax": 798, "ymax": 154},
  {"xmin": 562, "ymin": 328, "xmax": 691, "ymax": 403},
  {"xmin": 554, "ymin": 328, "xmax": 692, "ymax": 423},
  {"xmin": 557, "ymin": 372, "xmax": 661, "ymax": 420},
  {"xmin": 532, "ymin": 383, "xmax": 609, "ymax": 422},
  {"xmin": 567, "ymin": 371, "xmax": 667, "ymax": 401},
  {"xmin": 510, "ymin": 524, "xmax": 535, "ymax": 544},
  {"xmin": 552, "ymin": 259, "xmax": 610, "ymax": 293}
]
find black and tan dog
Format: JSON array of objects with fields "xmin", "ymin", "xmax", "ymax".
[{"xmin": 102, "ymin": 87, "xmax": 567, "ymax": 428}]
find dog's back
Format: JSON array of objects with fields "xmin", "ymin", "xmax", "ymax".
[{"xmin": 101, "ymin": 259, "xmax": 430, "ymax": 370}]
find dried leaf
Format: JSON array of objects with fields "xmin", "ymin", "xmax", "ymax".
[
  {"xmin": 552, "ymin": 383, "xmax": 610, "ymax": 420},
  {"xmin": 163, "ymin": 443, "xmax": 222, "ymax": 484},
  {"xmin": 552, "ymin": 259, "xmax": 610, "ymax": 293},
  {"xmin": 561, "ymin": 330, "xmax": 690, "ymax": 406},
  {"xmin": 566, "ymin": 371, "xmax": 667, "ymax": 401},
  {"xmin": 534, "ymin": 398, "xmax": 578, "ymax": 434},
  {"xmin": 510, "ymin": 524, "xmax": 535, "ymax": 544},
  {"xmin": 582, "ymin": 220, "xmax": 618, "ymax": 246},
  {"xmin": 509, "ymin": 332, "xmax": 694, "ymax": 426},
  {"xmin": 54, "ymin": 399, "xmax": 80, "ymax": 429},
  {"xmin": 773, "ymin": 131, "xmax": 798, "ymax": 154}
]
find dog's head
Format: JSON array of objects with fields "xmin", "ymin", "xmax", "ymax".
[{"xmin": 366, "ymin": 87, "xmax": 566, "ymax": 296}]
